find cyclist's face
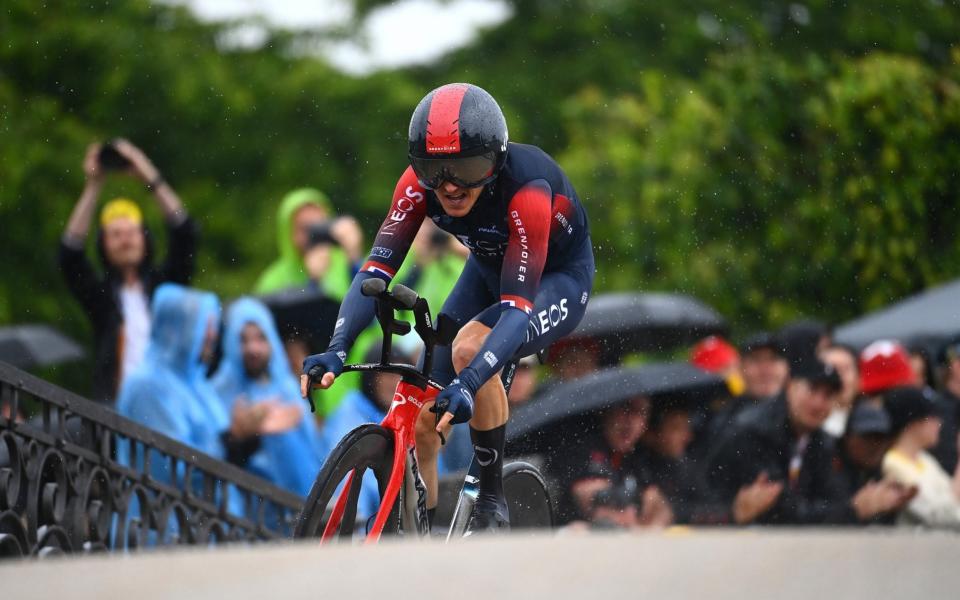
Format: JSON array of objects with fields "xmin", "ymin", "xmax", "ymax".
[
  {"xmin": 102, "ymin": 217, "xmax": 145, "ymax": 269},
  {"xmin": 240, "ymin": 323, "xmax": 271, "ymax": 379},
  {"xmin": 434, "ymin": 180, "xmax": 483, "ymax": 217}
]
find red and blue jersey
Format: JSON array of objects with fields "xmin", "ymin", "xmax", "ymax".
[
  {"xmin": 360, "ymin": 143, "xmax": 592, "ymax": 314},
  {"xmin": 325, "ymin": 143, "xmax": 592, "ymax": 397}
]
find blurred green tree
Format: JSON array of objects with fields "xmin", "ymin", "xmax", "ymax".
[
  {"xmin": 1, "ymin": 0, "xmax": 959, "ymax": 395},
  {"xmin": 558, "ymin": 51, "xmax": 960, "ymax": 327}
]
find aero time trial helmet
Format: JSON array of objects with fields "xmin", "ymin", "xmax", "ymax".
[{"xmin": 408, "ymin": 83, "xmax": 509, "ymax": 190}]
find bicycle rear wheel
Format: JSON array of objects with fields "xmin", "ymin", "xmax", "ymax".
[
  {"xmin": 503, "ymin": 461, "xmax": 553, "ymax": 530},
  {"xmin": 294, "ymin": 424, "xmax": 400, "ymax": 540}
]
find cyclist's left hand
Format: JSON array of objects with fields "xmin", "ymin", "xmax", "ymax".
[{"xmin": 430, "ymin": 379, "xmax": 474, "ymax": 429}]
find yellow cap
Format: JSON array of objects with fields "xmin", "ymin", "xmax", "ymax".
[{"xmin": 100, "ymin": 198, "xmax": 143, "ymax": 227}]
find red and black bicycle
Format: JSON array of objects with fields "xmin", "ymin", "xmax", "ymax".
[{"xmin": 293, "ymin": 279, "xmax": 553, "ymax": 543}]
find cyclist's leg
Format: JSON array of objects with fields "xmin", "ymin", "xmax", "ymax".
[
  {"xmin": 454, "ymin": 268, "xmax": 592, "ymax": 528},
  {"xmin": 507, "ymin": 269, "xmax": 592, "ymax": 359},
  {"xmin": 414, "ymin": 256, "xmax": 497, "ymax": 515},
  {"xmin": 465, "ymin": 267, "xmax": 593, "ymax": 389}
]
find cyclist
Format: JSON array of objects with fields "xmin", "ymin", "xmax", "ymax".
[{"xmin": 301, "ymin": 83, "xmax": 594, "ymax": 533}]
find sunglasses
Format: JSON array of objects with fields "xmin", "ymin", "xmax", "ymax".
[{"xmin": 409, "ymin": 152, "xmax": 497, "ymax": 190}]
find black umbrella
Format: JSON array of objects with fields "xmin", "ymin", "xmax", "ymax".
[
  {"xmin": 0, "ymin": 325, "xmax": 85, "ymax": 369},
  {"xmin": 560, "ymin": 292, "xmax": 726, "ymax": 364},
  {"xmin": 834, "ymin": 278, "xmax": 960, "ymax": 350},
  {"xmin": 259, "ymin": 288, "xmax": 341, "ymax": 354},
  {"xmin": 506, "ymin": 362, "xmax": 727, "ymax": 455}
]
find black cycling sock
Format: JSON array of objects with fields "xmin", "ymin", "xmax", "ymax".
[
  {"xmin": 427, "ymin": 507, "xmax": 436, "ymax": 529},
  {"xmin": 470, "ymin": 424, "xmax": 506, "ymax": 510}
]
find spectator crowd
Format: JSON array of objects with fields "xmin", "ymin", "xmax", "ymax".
[
  {"xmin": 53, "ymin": 141, "xmax": 960, "ymax": 531},
  {"xmin": 553, "ymin": 328, "xmax": 960, "ymax": 531}
]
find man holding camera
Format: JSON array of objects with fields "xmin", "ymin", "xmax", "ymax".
[
  {"xmin": 254, "ymin": 187, "xmax": 364, "ymax": 298},
  {"xmin": 59, "ymin": 139, "xmax": 198, "ymax": 404}
]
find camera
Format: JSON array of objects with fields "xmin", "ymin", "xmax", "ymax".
[
  {"xmin": 97, "ymin": 141, "xmax": 131, "ymax": 171},
  {"xmin": 306, "ymin": 221, "xmax": 341, "ymax": 250},
  {"xmin": 429, "ymin": 229, "xmax": 451, "ymax": 250},
  {"xmin": 593, "ymin": 477, "xmax": 639, "ymax": 512}
]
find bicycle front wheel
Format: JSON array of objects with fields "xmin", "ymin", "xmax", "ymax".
[
  {"xmin": 294, "ymin": 424, "xmax": 400, "ymax": 540},
  {"xmin": 503, "ymin": 461, "xmax": 554, "ymax": 530}
]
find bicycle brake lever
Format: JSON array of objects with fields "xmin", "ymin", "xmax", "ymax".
[
  {"xmin": 434, "ymin": 409, "xmax": 446, "ymax": 446},
  {"xmin": 305, "ymin": 366, "xmax": 326, "ymax": 413}
]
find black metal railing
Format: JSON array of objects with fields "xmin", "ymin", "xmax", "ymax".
[{"xmin": 0, "ymin": 361, "xmax": 304, "ymax": 558}]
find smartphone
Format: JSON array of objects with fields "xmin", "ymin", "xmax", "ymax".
[{"xmin": 98, "ymin": 141, "xmax": 130, "ymax": 171}]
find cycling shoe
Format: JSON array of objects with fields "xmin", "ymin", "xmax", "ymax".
[{"xmin": 464, "ymin": 505, "xmax": 510, "ymax": 537}]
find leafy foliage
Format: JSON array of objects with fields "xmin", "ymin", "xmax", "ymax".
[
  {"xmin": 1, "ymin": 0, "xmax": 959, "ymax": 392},
  {"xmin": 559, "ymin": 51, "xmax": 960, "ymax": 326}
]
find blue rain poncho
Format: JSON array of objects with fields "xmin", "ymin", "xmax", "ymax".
[
  {"xmin": 116, "ymin": 283, "xmax": 239, "ymax": 530},
  {"xmin": 118, "ymin": 284, "xmax": 228, "ymax": 465},
  {"xmin": 211, "ymin": 297, "xmax": 324, "ymax": 496}
]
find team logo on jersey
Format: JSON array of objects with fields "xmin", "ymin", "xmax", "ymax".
[
  {"xmin": 454, "ymin": 234, "xmax": 508, "ymax": 258},
  {"xmin": 478, "ymin": 225, "xmax": 507, "ymax": 237},
  {"xmin": 528, "ymin": 298, "xmax": 570, "ymax": 337},
  {"xmin": 554, "ymin": 211, "xmax": 574, "ymax": 235}
]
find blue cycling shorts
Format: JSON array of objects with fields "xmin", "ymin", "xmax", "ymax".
[{"xmin": 429, "ymin": 253, "xmax": 594, "ymax": 385}]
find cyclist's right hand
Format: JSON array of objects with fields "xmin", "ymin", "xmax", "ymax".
[{"xmin": 300, "ymin": 351, "xmax": 345, "ymax": 406}]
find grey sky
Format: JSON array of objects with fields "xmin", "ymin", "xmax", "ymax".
[{"xmin": 172, "ymin": 0, "xmax": 511, "ymax": 74}]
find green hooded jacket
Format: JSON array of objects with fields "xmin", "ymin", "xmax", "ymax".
[{"xmin": 254, "ymin": 188, "xmax": 352, "ymax": 300}]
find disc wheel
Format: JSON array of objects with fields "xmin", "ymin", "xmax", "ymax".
[
  {"xmin": 503, "ymin": 461, "xmax": 554, "ymax": 530},
  {"xmin": 294, "ymin": 424, "xmax": 400, "ymax": 540}
]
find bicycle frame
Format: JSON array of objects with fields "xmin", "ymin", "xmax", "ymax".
[
  {"xmin": 311, "ymin": 279, "xmax": 529, "ymax": 543},
  {"xmin": 319, "ymin": 374, "xmax": 438, "ymax": 544}
]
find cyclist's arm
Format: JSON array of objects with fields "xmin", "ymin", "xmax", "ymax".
[
  {"xmin": 455, "ymin": 179, "xmax": 552, "ymax": 393},
  {"xmin": 325, "ymin": 167, "xmax": 427, "ymax": 356}
]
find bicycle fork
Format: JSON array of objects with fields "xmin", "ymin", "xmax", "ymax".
[{"xmin": 363, "ymin": 428, "xmax": 407, "ymax": 544}]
